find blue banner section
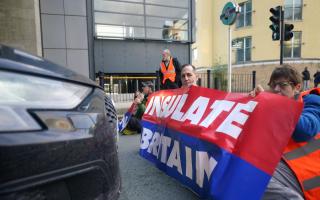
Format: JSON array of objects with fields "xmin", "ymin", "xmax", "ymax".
[
  {"xmin": 118, "ymin": 112, "xmax": 132, "ymax": 132},
  {"xmin": 140, "ymin": 120, "xmax": 271, "ymax": 200}
]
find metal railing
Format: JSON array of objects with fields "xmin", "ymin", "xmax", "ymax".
[
  {"xmin": 197, "ymin": 70, "xmax": 256, "ymax": 93},
  {"xmin": 96, "ymin": 72, "xmax": 157, "ymax": 94},
  {"xmin": 97, "ymin": 70, "xmax": 256, "ymax": 102},
  {"xmin": 106, "ymin": 93, "xmax": 135, "ymax": 103}
]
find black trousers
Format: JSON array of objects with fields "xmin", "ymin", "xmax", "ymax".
[
  {"xmin": 161, "ymin": 80, "xmax": 179, "ymax": 90},
  {"xmin": 126, "ymin": 117, "xmax": 142, "ymax": 133}
]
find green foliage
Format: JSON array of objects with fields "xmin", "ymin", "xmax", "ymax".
[{"xmin": 210, "ymin": 62, "xmax": 228, "ymax": 91}]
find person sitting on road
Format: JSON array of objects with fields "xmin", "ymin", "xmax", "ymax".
[
  {"xmin": 180, "ymin": 64, "xmax": 198, "ymax": 88},
  {"xmin": 250, "ymin": 64, "xmax": 320, "ymax": 200},
  {"xmin": 122, "ymin": 92, "xmax": 146, "ymax": 135},
  {"xmin": 141, "ymin": 81, "xmax": 154, "ymax": 105}
]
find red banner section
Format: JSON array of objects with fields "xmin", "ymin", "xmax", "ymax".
[{"xmin": 143, "ymin": 86, "xmax": 302, "ymax": 174}]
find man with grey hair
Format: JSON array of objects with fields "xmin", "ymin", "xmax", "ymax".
[
  {"xmin": 181, "ymin": 64, "xmax": 198, "ymax": 88},
  {"xmin": 159, "ymin": 49, "xmax": 181, "ymax": 89}
]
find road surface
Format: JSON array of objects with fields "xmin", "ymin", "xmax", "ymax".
[{"xmin": 118, "ymin": 134, "xmax": 200, "ymax": 200}]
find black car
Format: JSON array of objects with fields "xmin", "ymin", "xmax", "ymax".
[{"xmin": 0, "ymin": 45, "xmax": 120, "ymax": 200}]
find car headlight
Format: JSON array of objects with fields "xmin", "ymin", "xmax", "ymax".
[{"xmin": 0, "ymin": 71, "xmax": 92, "ymax": 132}]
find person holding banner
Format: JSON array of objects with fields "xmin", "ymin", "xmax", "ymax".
[
  {"xmin": 251, "ymin": 65, "xmax": 320, "ymax": 200},
  {"xmin": 159, "ymin": 49, "xmax": 181, "ymax": 89},
  {"xmin": 121, "ymin": 92, "xmax": 146, "ymax": 135},
  {"xmin": 140, "ymin": 67, "xmax": 304, "ymax": 199},
  {"xmin": 180, "ymin": 64, "xmax": 198, "ymax": 88}
]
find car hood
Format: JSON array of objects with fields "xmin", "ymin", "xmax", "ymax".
[{"xmin": 0, "ymin": 45, "xmax": 99, "ymax": 88}]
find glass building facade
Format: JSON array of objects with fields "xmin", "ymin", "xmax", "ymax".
[{"xmin": 93, "ymin": 0, "xmax": 191, "ymax": 42}]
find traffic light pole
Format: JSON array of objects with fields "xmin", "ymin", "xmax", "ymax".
[
  {"xmin": 269, "ymin": 6, "xmax": 293, "ymax": 65},
  {"xmin": 280, "ymin": 9, "xmax": 284, "ymax": 65}
]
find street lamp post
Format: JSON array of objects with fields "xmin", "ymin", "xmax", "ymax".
[
  {"xmin": 228, "ymin": 26, "xmax": 232, "ymax": 92},
  {"xmin": 220, "ymin": 2, "xmax": 240, "ymax": 92}
]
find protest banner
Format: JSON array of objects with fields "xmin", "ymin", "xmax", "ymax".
[{"xmin": 140, "ymin": 86, "xmax": 302, "ymax": 200}]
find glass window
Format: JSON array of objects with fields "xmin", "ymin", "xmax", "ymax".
[
  {"xmin": 172, "ymin": 19, "xmax": 188, "ymax": 30},
  {"xmin": 96, "ymin": 24, "xmax": 145, "ymax": 38},
  {"xmin": 236, "ymin": 49, "xmax": 244, "ymax": 62},
  {"xmin": 147, "ymin": 28, "xmax": 187, "ymax": 40},
  {"xmin": 236, "ymin": 1, "xmax": 252, "ymax": 28},
  {"xmin": 146, "ymin": 0, "xmax": 188, "ymax": 7},
  {"xmin": 93, "ymin": 0, "xmax": 191, "ymax": 41},
  {"xmin": 284, "ymin": 32, "xmax": 301, "ymax": 58},
  {"xmin": 146, "ymin": 5, "xmax": 188, "ymax": 19},
  {"xmin": 234, "ymin": 37, "xmax": 252, "ymax": 63},
  {"xmin": 95, "ymin": 12, "xmax": 144, "ymax": 26},
  {"xmin": 100, "ymin": 0, "xmax": 143, "ymax": 2},
  {"xmin": 146, "ymin": 17, "xmax": 188, "ymax": 29},
  {"xmin": 94, "ymin": 0, "xmax": 144, "ymax": 14},
  {"xmin": 284, "ymin": 0, "xmax": 302, "ymax": 21}
]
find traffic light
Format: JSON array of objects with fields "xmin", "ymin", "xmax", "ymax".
[
  {"xmin": 269, "ymin": 6, "xmax": 282, "ymax": 40},
  {"xmin": 284, "ymin": 24, "xmax": 294, "ymax": 41}
]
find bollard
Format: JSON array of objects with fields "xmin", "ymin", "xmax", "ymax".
[
  {"xmin": 207, "ymin": 70, "xmax": 211, "ymax": 88},
  {"xmin": 252, "ymin": 71, "xmax": 256, "ymax": 89}
]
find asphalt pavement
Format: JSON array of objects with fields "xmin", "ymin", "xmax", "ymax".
[{"xmin": 118, "ymin": 134, "xmax": 200, "ymax": 200}]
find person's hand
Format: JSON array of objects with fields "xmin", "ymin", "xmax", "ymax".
[{"xmin": 249, "ymin": 85, "xmax": 264, "ymax": 97}]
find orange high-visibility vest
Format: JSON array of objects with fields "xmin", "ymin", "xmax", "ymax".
[
  {"xmin": 298, "ymin": 87, "xmax": 320, "ymax": 102},
  {"xmin": 283, "ymin": 88, "xmax": 320, "ymax": 200},
  {"xmin": 160, "ymin": 58, "xmax": 176, "ymax": 84}
]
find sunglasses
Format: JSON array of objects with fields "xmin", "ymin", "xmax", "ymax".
[{"xmin": 268, "ymin": 81, "xmax": 293, "ymax": 89}]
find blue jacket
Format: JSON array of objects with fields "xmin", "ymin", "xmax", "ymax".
[{"xmin": 292, "ymin": 93, "xmax": 320, "ymax": 142}]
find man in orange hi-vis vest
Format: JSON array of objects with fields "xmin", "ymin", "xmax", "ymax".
[
  {"xmin": 251, "ymin": 65, "xmax": 320, "ymax": 200},
  {"xmin": 159, "ymin": 49, "xmax": 181, "ymax": 89}
]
